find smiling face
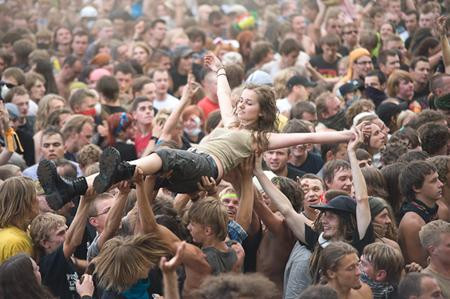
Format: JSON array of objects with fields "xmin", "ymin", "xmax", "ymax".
[
  {"xmin": 300, "ymin": 178, "xmax": 324, "ymax": 208},
  {"xmin": 221, "ymin": 193, "xmax": 240, "ymax": 220},
  {"xmin": 321, "ymin": 211, "xmax": 340, "ymax": 239}
]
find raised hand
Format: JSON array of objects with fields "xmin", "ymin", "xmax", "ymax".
[
  {"xmin": 160, "ymin": 241, "xmax": 186, "ymax": 273},
  {"xmin": 436, "ymin": 16, "xmax": 448, "ymax": 37},
  {"xmin": 204, "ymin": 52, "xmax": 223, "ymax": 73}
]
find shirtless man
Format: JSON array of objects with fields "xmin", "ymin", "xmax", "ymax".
[
  {"xmin": 319, "ymin": 242, "xmax": 372, "ymax": 299},
  {"xmin": 398, "ymin": 160, "xmax": 443, "ymax": 266}
]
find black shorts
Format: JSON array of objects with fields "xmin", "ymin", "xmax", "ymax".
[{"xmin": 155, "ymin": 148, "xmax": 219, "ymax": 193}]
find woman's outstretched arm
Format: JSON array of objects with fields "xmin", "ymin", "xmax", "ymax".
[
  {"xmin": 204, "ymin": 53, "xmax": 237, "ymax": 127},
  {"xmin": 267, "ymin": 130, "xmax": 354, "ymax": 150}
]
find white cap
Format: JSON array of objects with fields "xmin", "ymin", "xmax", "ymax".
[{"xmin": 80, "ymin": 6, "xmax": 98, "ymax": 18}]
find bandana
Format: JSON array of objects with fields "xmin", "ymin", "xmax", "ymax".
[
  {"xmin": 360, "ymin": 272, "xmax": 395, "ymax": 299},
  {"xmin": 321, "ymin": 109, "xmax": 347, "ymax": 131}
]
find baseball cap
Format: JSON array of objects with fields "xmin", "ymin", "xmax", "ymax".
[
  {"xmin": 287, "ymin": 75, "xmax": 317, "ymax": 89},
  {"xmin": 310, "ymin": 195, "xmax": 356, "ymax": 215},
  {"xmin": 246, "ymin": 70, "xmax": 273, "ymax": 85},
  {"xmin": 5, "ymin": 103, "xmax": 20, "ymax": 120},
  {"xmin": 338, "ymin": 80, "xmax": 362, "ymax": 97}
]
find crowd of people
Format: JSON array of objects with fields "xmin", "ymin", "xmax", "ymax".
[{"xmin": 0, "ymin": 0, "xmax": 450, "ymax": 298}]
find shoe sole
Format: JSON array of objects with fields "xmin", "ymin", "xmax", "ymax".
[
  {"xmin": 94, "ymin": 147, "xmax": 121, "ymax": 194},
  {"xmin": 37, "ymin": 160, "xmax": 63, "ymax": 210}
]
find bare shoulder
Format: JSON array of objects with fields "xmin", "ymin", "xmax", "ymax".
[
  {"xmin": 352, "ymin": 283, "xmax": 373, "ymax": 299},
  {"xmin": 399, "ymin": 212, "xmax": 425, "ymax": 230}
]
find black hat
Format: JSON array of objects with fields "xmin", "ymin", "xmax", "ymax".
[
  {"xmin": 287, "ymin": 75, "xmax": 317, "ymax": 89},
  {"xmin": 369, "ymin": 196, "xmax": 389, "ymax": 217},
  {"xmin": 376, "ymin": 102, "xmax": 401, "ymax": 126},
  {"xmin": 338, "ymin": 80, "xmax": 362, "ymax": 96},
  {"xmin": 310, "ymin": 195, "xmax": 356, "ymax": 215}
]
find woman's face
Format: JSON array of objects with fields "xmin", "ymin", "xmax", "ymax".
[
  {"xmin": 380, "ymin": 23, "xmax": 394, "ymax": 39},
  {"xmin": 133, "ymin": 46, "xmax": 149, "ymax": 66},
  {"xmin": 49, "ymin": 99, "xmax": 65, "ymax": 113},
  {"xmin": 236, "ymin": 89, "xmax": 261, "ymax": 125},
  {"xmin": 183, "ymin": 113, "xmax": 201, "ymax": 131},
  {"xmin": 56, "ymin": 27, "xmax": 72, "ymax": 45},
  {"xmin": 369, "ymin": 123, "xmax": 386, "ymax": 151},
  {"xmin": 30, "ymin": 79, "xmax": 46, "ymax": 101}
]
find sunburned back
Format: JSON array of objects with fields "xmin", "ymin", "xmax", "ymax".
[
  {"xmin": 256, "ymin": 222, "xmax": 295, "ymax": 291},
  {"xmin": 193, "ymin": 128, "xmax": 253, "ymax": 174}
]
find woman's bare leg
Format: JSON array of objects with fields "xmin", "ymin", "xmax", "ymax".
[{"xmin": 84, "ymin": 153, "xmax": 164, "ymax": 188}]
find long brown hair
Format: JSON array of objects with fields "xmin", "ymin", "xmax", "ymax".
[{"xmin": 234, "ymin": 84, "xmax": 278, "ymax": 154}]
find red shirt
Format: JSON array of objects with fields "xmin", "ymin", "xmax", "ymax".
[
  {"xmin": 134, "ymin": 131, "xmax": 151, "ymax": 157},
  {"xmin": 197, "ymin": 96, "xmax": 219, "ymax": 118}
]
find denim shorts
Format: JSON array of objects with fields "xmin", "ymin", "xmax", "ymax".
[{"xmin": 155, "ymin": 148, "xmax": 219, "ymax": 193}]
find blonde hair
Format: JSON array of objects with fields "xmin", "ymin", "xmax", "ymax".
[
  {"xmin": 93, "ymin": 233, "xmax": 170, "ymax": 292},
  {"xmin": 273, "ymin": 67, "xmax": 299, "ymax": 99},
  {"xmin": 35, "ymin": 94, "xmax": 66, "ymax": 131},
  {"xmin": 363, "ymin": 242, "xmax": 404, "ymax": 284},
  {"xmin": 188, "ymin": 197, "xmax": 229, "ymax": 241},
  {"xmin": 0, "ymin": 176, "xmax": 37, "ymax": 229},
  {"xmin": 30, "ymin": 212, "xmax": 66, "ymax": 255},
  {"xmin": 419, "ymin": 220, "xmax": 450, "ymax": 249}
]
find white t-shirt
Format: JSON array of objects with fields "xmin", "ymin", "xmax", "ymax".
[
  {"xmin": 276, "ymin": 97, "xmax": 292, "ymax": 115},
  {"xmin": 153, "ymin": 93, "xmax": 179, "ymax": 111}
]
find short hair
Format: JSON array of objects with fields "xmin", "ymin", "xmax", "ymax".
[
  {"xmin": 381, "ymin": 140, "xmax": 409, "ymax": 166},
  {"xmin": 366, "ymin": 70, "xmax": 387, "ymax": 86},
  {"xmin": 185, "ymin": 26, "xmax": 206, "ymax": 43},
  {"xmin": 428, "ymin": 155, "xmax": 450, "ymax": 185},
  {"xmin": 410, "ymin": 56, "xmax": 429, "ymax": 71},
  {"xmin": 405, "ymin": 9, "xmax": 419, "ymax": 20},
  {"xmin": 398, "ymin": 273, "xmax": 437, "ymax": 299},
  {"xmin": 114, "ymin": 62, "xmax": 136, "ymax": 76},
  {"xmin": 279, "ymin": 38, "xmax": 301, "ymax": 56},
  {"xmin": 208, "ymin": 10, "xmax": 224, "ymax": 25},
  {"xmin": 0, "ymin": 176, "xmax": 36, "ymax": 228},
  {"xmin": 315, "ymin": 91, "xmax": 334, "ymax": 120},
  {"xmin": 69, "ymin": 88, "xmax": 97, "ymax": 110},
  {"xmin": 300, "ymin": 173, "xmax": 325, "ymax": 188},
  {"xmin": 24, "ymin": 72, "xmax": 46, "ymax": 92},
  {"xmin": 272, "ymin": 176, "xmax": 303, "ymax": 212},
  {"xmin": 399, "ymin": 161, "xmax": 437, "ymax": 202},
  {"xmin": 192, "ymin": 273, "xmax": 279, "ymax": 299},
  {"xmin": 299, "ymin": 285, "xmax": 338, "ymax": 299},
  {"xmin": 131, "ymin": 96, "xmax": 153, "ymax": 113},
  {"xmin": 224, "ymin": 64, "xmax": 245, "ymax": 89},
  {"xmin": 430, "ymin": 73, "xmax": 450, "ymax": 92},
  {"xmin": 88, "ymin": 192, "xmax": 115, "ymax": 217},
  {"xmin": 188, "ymin": 197, "xmax": 228, "ymax": 241},
  {"xmin": 96, "ymin": 75, "xmax": 120, "ymax": 101},
  {"xmin": 12, "ymin": 39, "xmax": 34, "ymax": 62},
  {"xmin": 386, "ymin": 70, "xmax": 414, "ymax": 97},
  {"xmin": 250, "ymin": 41, "xmax": 273, "ymax": 65},
  {"xmin": 345, "ymin": 99, "xmax": 375, "ymax": 128},
  {"xmin": 362, "ymin": 242, "xmax": 404, "ymax": 284},
  {"xmin": 132, "ymin": 76, "xmax": 153, "ymax": 95},
  {"xmin": 61, "ymin": 115, "xmax": 93, "ymax": 140},
  {"xmin": 290, "ymin": 101, "xmax": 316, "ymax": 120},
  {"xmin": 323, "ymin": 159, "xmax": 351, "ymax": 186},
  {"xmin": 62, "ymin": 55, "xmax": 80, "ymax": 68},
  {"xmin": 398, "ymin": 150, "xmax": 430, "ymax": 163},
  {"xmin": 282, "ymin": 119, "xmax": 311, "ymax": 133},
  {"xmin": 418, "ymin": 123, "xmax": 449, "ymax": 156},
  {"xmin": 406, "ymin": 109, "xmax": 446, "ymax": 130},
  {"xmin": 30, "ymin": 212, "xmax": 66, "ymax": 255},
  {"xmin": 378, "ymin": 49, "xmax": 399, "ymax": 66},
  {"xmin": 321, "ymin": 142, "xmax": 347, "ymax": 162},
  {"xmin": 77, "ymin": 144, "xmax": 102, "ymax": 170},
  {"xmin": 2, "ymin": 67, "xmax": 25, "ymax": 85},
  {"xmin": 319, "ymin": 34, "xmax": 341, "ymax": 48},
  {"xmin": 41, "ymin": 127, "xmax": 64, "ymax": 143},
  {"xmin": 3, "ymin": 85, "xmax": 28, "ymax": 103},
  {"xmin": 319, "ymin": 241, "xmax": 358, "ymax": 283},
  {"xmin": 419, "ymin": 219, "xmax": 450, "ymax": 250},
  {"xmin": 205, "ymin": 110, "xmax": 221, "ymax": 133},
  {"xmin": 390, "ymin": 126, "xmax": 421, "ymax": 149},
  {"xmin": 93, "ymin": 233, "xmax": 169, "ymax": 292}
]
